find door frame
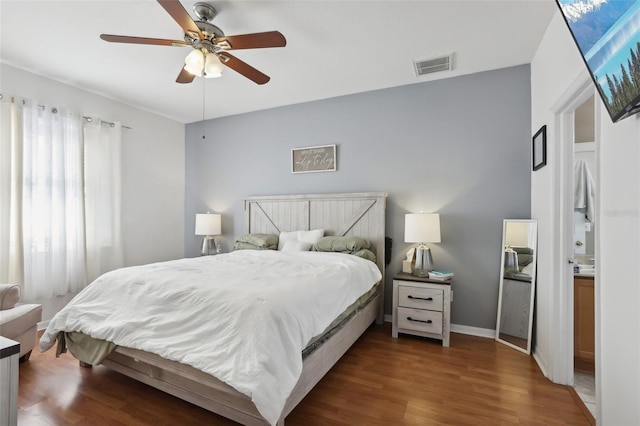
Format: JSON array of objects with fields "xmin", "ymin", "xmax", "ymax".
[{"xmin": 549, "ymin": 71, "xmax": 595, "ymax": 386}]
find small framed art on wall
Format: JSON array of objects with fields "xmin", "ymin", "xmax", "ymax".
[{"xmin": 532, "ymin": 125, "xmax": 547, "ymax": 171}]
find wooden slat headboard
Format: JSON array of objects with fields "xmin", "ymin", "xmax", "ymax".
[{"xmin": 244, "ymin": 192, "xmax": 387, "ymax": 322}]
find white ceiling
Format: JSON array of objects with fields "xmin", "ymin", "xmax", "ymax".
[{"xmin": 0, "ymin": 1, "xmax": 557, "ymax": 124}]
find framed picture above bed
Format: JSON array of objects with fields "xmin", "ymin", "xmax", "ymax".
[
  {"xmin": 291, "ymin": 144, "xmax": 336, "ymax": 173},
  {"xmin": 532, "ymin": 125, "xmax": 547, "ymax": 171}
]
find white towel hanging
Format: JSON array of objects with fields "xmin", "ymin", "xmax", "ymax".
[{"xmin": 574, "ymin": 159, "xmax": 595, "ymax": 225}]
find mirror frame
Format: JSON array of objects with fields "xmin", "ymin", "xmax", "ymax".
[{"xmin": 495, "ymin": 219, "xmax": 538, "ymax": 354}]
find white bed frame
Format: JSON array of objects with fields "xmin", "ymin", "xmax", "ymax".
[{"xmin": 96, "ymin": 192, "xmax": 387, "ymax": 425}]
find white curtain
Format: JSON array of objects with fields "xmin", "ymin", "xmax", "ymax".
[
  {"xmin": 0, "ymin": 101, "xmax": 23, "ymax": 286},
  {"xmin": 0, "ymin": 98, "xmax": 123, "ymax": 300},
  {"xmin": 84, "ymin": 119, "xmax": 123, "ymax": 282}
]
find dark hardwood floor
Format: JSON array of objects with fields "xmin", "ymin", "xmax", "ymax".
[{"xmin": 18, "ymin": 325, "xmax": 590, "ymax": 425}]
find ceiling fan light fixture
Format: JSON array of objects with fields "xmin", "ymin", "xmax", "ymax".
[
  {"xmin": 204, "ymin": 52, "xmax": 224, "ymax": 78},
  {"xmin": 99, "ymin": 1, "xmax": 286, "ymax": 85},
  {"xmin": 184, "ymin": 49, "xmax": 205, "ymax": 76}
]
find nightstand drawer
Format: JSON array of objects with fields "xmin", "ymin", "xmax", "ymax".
[
  {"xmin": 397, "ymin": 307, "xmax": 443, "ymax": 334},
  {"xmin": 398, "ymin": 286, "xmax": 443, "ymax": 311}
]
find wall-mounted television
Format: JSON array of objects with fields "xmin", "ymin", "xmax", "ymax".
[{"xmin": 556, "ymin": 0, "xmax": 640, "ymax": 123}]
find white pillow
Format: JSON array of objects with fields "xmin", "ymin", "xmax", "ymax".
[
  {"xmin": 281, "ymin": 241, "xmax": 312, "ymax": 252},
  {"xmin": 298, "ymin": 229, "xmax": 324, "ymax": 245},
  {"xmin": 278, "ymin": 230, "xmax": 299, "ymax": 251},
  {"xmin": 277, "ymin": 229, "xmax": 325, "ymax": 250}
]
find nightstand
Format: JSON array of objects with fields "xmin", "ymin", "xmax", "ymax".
[
  {"xmin": 392, "ymin": 272, "xmax": 452, "ymax": 347},
  {"xmin": 0, "ymin": 337, "xmax": 19, "ymax": 426}
]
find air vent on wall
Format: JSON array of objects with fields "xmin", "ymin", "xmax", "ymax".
[{"xmin": 413, "ymin": 54, "xmax": 452, "ymax": 76}]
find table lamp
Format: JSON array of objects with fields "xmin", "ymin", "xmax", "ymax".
[
  {"xmin": 503, "ymin": 221, "xmax": 530, "ymax": 273},
  {"xmin": 195, "ymin": 213, "xmax": 222, "ymax": 256},
  {"xmin": 405, "ymin": 213, "xmax": 441, "ymax": 277}
]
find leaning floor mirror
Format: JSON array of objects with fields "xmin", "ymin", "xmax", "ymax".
[{"xmin": 496, "ymin": 219, "xmax": 538, "ymax": 354}]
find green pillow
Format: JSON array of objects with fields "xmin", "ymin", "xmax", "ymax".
[
  {"xmin": 352, "ymin": 249, "xmax": 377, "ymax": 263},
  {"xmin": 313, "ymin": 236, "xmax": 371, "ymax": 252},
  {"xmin": 234, "ymin": 241, "xmax": 271, "ymax": 250},
  {"xmin": 234, "ymin": 233, "xmax": 278, "ymax": 250}
]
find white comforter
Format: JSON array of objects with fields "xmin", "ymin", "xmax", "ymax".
[{"xmin": 40, "ymin": 250, "xmax": 381, "ymax": 425}]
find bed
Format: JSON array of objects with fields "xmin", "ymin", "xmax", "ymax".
[{"xmin": 39, "ymin": 192, "xmax": 387, "ymax": 425}]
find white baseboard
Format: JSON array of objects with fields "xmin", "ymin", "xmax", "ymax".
[
  {"xmin": 533, "ymin": 350, "xmax": 549, "ymax": 378},
  {"xmin": 450, "ymin": 324, "xmax": 495, "ymax": 339},
  {"xmin": 383, "ymin": 315, "xmax": 494, "ymax": 339}
]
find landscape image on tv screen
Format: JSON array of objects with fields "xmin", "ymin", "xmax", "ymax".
[{"xmin": 557, "ymin": 0, "xmax": 640, "ymax": 122}]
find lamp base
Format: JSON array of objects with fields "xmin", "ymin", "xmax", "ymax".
[
  {"xmin": 201, "ymin": 236, "xmax": 217, "ymax": 256},
  {"xmin": 504, "ymin": 249, "xmax": 519, "ymax": 273},
  {"xmin": 412, "ymin": 245, "xmax": 434, "ymax": 277}
]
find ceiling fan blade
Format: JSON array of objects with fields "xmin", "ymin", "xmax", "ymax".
[
  {"xmin": 176, "ymin": 67, "xmax": 196, "ymax": 84},
  {"xmin": 157, "ymin": 0, "xmax": 204, "ymax": 40},
  {"xmin": 100, "ymin": 34, "xmax": 187, "ymax": 47},
  {"xmin": 216, "ymin": 31, "xmax": 286, "ymax": 50},
  {"xmin": 218, "ymin": 52, "xmax": 270, "ymax": 85}
]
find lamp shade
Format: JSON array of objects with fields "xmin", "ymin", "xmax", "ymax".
[
  {"xmin": 505, "ymin": 222, "xmax": 530, "ymax": 247},
  {"xmin": 184, "ymin": 49, "xmax": 205, "ymax": 76},
  {"xmin": 204, "ymin": 52, "xmax": 224, "ymax": 78},
  {"xmin": 405, "ymin": 213, "xmax": 441, "ymax": 243},
  {"xmin": 195, "ymin": 213, "xmax": 221, "ymax": 236}
]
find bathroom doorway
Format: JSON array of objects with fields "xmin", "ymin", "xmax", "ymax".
[
  {"xmin": 548, "ymin": 72, "xmax": 599, "ymax": 421},
  {"xmin": 572, "ymin": 95, "xmax": 596, "ymax": 417}
]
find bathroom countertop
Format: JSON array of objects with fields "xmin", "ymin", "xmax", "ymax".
[{"xmin": 574, "ymin": 272, "xmax": 595, "ymax": 278}]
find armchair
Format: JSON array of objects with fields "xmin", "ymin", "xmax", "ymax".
[{"xmin": 0, "ymin": 284, "xmax": 42, "ymax": 362}]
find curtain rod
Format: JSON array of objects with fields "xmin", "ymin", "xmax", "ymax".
[{"xmin": 0, "ymin": 93, "xmax": 133, "ymax": 130}]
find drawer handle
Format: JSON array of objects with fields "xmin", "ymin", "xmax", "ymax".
[
  {"xmin": 408, "ymin": 295, "xmax": 433, "ymax": 301},
  {"xmin": 407, "ymin": 317, "xmax": 433, "ymax": 324}
]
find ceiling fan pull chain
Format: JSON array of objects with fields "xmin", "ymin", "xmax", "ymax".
[{"xmin": 202, "ymin": 77, "xmax": 206, "ymax": 140}]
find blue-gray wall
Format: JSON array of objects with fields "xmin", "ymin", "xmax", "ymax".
[{"xmin": 185, "ymin": 64, "xmax": 531, "ymax": 331}]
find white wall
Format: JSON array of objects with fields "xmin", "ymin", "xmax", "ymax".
[
  {"xmin": 531, "ymin": 12, "xmax": 640, "ymax": 424},
  {"xmin": 0, "ymin": 64, "xmax": 186, "ymax": 320},
  {"xmin": 530, "ymin": 11, "xmax": 585, "ymax": 378},
  {"xmin": 598, "ymin": 111, "xmax": 639, "ymax": 423}
]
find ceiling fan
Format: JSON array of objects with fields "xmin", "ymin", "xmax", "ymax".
[{"xmin": 100, "ymin": 1, "xmax": 286, "ymax": 85}]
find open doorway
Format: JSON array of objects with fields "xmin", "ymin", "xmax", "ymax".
[
  {"xmin": 548, "ymin": 72, "xmax": 599, "ymax": 422},
  {"xmin": 572, "ymin": 95, "xmax": 596, "ymax": 417}
]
